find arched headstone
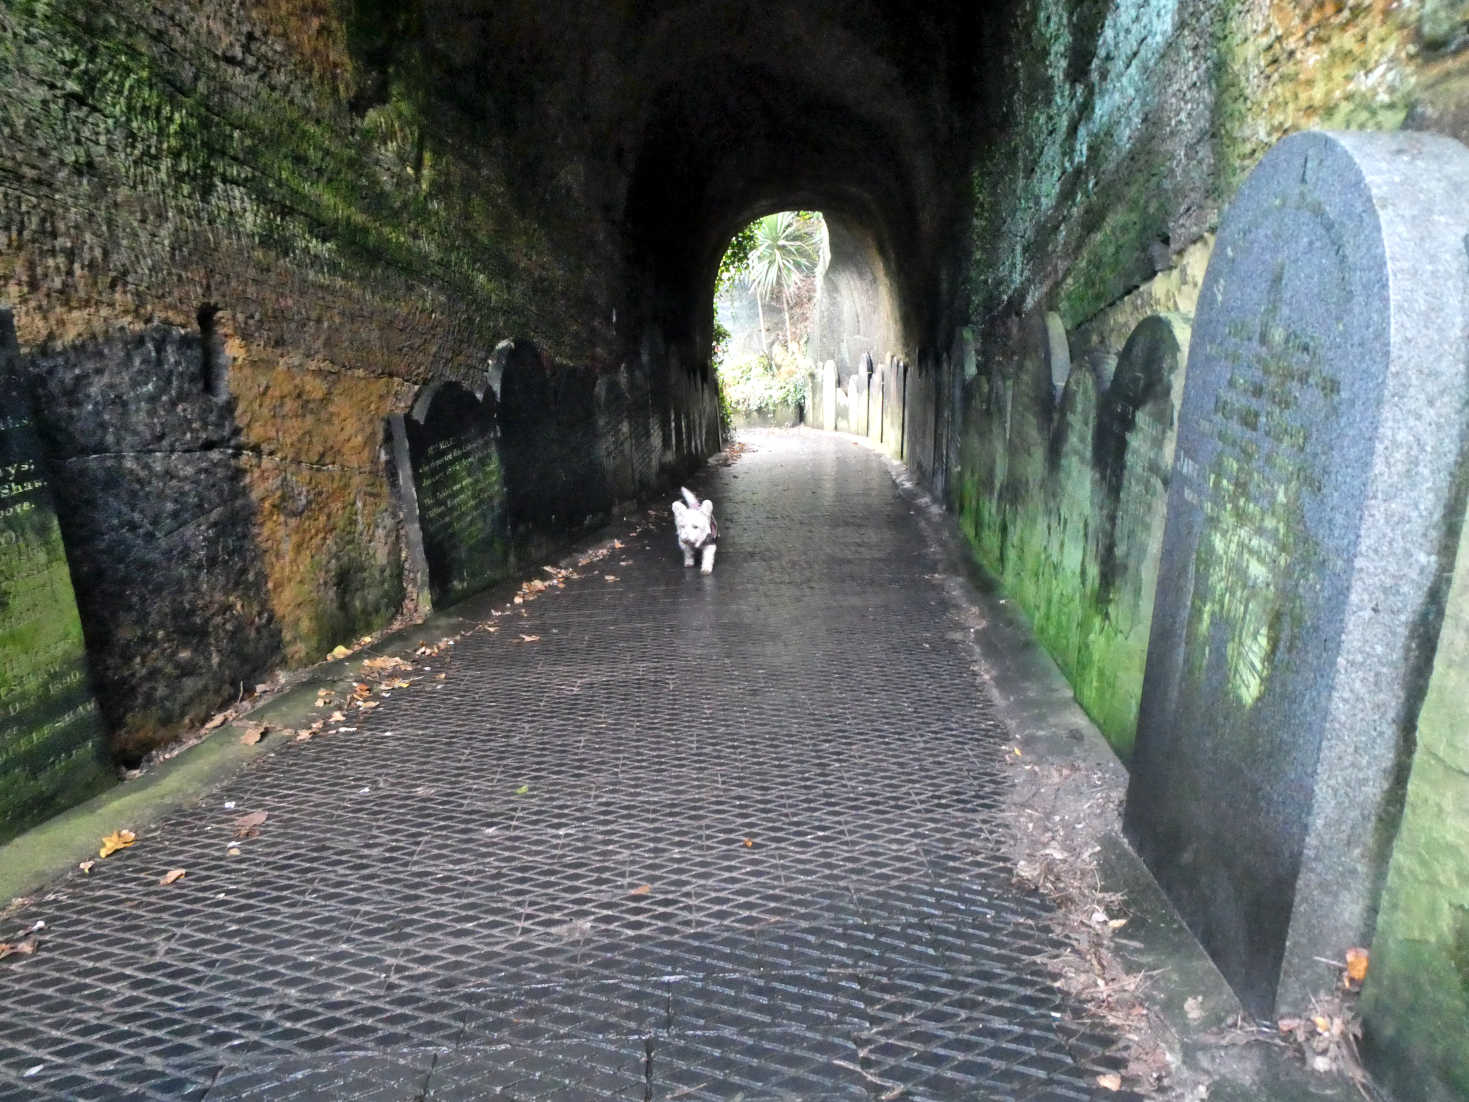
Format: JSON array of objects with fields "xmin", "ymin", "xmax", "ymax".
[
  {"xmin": 0, "ymin": 310, "xmax": 109, "ymax": 841},
  {"xmin": 1124, "ymin": 131, "xmax": 1469, "ymax": 1015},
  {"xmin": 391, "ymin": 380, "xmax": 509, "ymax": 608}
]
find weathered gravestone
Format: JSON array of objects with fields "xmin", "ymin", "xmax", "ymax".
[
  {"xmin": 0, "ymin": 310, "xmax": 110, "ymax": 843},
  {"xmin": 390, "ymin": 381, "xmax": 509, "ymax": 609},
  {"xmin": 1124, "ymin": 131, "xmax": 1469, "ymax": 1014}
]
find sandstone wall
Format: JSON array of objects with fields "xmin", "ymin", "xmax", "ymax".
[
  {"xmin": 950, "ymin": 1, "xmax": 1469, "ymax": 1093},
  {"xmin": 0, "ymin": 0, "xmax": 713, "ymax": 765}
]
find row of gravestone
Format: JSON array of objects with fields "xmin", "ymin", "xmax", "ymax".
[
  {"xmin": 392, "ymin": 336, "xmax": 719, "ymax": 609},
  {"xmin": 958, "ymin": 304, "xmax": 1190, "ymax": 756},
  {"xmin": 806, "ymin": 354, "xmax": 908, "ymax": 456},
  {"xmin": 0, "ymin": 326, "xmax": 718, "ymax": 842},
  {"xmin": 917, "ymin": 129, "xmax": 1469, "ymax": 1043}
]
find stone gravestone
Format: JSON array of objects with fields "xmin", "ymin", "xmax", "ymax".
[
  {"xmin": 0, "ymin": 309, "xmax": 110, "ymax": 843},
  {"xmin": 390, "ymin": 381, "xmax": 509, "ymax": 609},
  {"xmin": 1124, "ymin": 131, "xmax": 1469, "ymax": 1015}
]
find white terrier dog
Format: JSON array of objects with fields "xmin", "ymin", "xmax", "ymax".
[{"xmin": 671, "ymin": 486, "xmax": 718, "ymax": 574}]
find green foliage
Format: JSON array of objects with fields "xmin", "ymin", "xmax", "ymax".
[
  {"xmin": 720, "ymin": 345, "xmax": 808, "ymax": 414},
  {"xmin": 715, "ymin": 222, "xmax": 758, "ymax": 299},
  {"xmin": 745, "ymin": 211, "xmax": 820, "ymax": 302}
]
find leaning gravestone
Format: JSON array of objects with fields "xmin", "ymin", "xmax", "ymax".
[
  {"xmin": 389, "ymin": 381, "xmax": 510, "ymax": 609},
  {"xmin": 1124, "ymin": 131, "xmax": 1469, "ymax": 1015},
  {"xmin": 0, "ymin": 309, "xmax": 110, "ymax": 843}
]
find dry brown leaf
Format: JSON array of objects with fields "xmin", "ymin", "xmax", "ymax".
[
  {"xmin": 0, "ymin": 937, "xmax": 38, "ymax": 960},
  {"xmin": 742, "ymin": 838, "xmax": 755, "ymax": 848},
  {"xmin": 201, "ymin": 712, "xmax": 229, "ymax": 732},
  {"xmin": 99, "ymin": 829, "xmax": 137, "ymax": 858},
  {"xmin": 357, "ymin": 700, "xmax": 379, "ymax": 711},
  {"xmin": 1096, "ymin": 1072, "xmax": 1122, "ymax": 1091},
  {"xmin": 630, "ymin": 883, "xmax": 652, "ymax": 896},
  {"xmin": 295, "ymin": 729, "xmax": 314, "ymax": 742},
  {"xmin": 330, "ymin": 710, "xmax": 346, "ymax": 722},
  {"xmin": 353, "ymin": 683, "xmax": 372, "ymax": 699},
  {"xmin": 227, "ymin": 846, "xmax": 242, "ymax": 857},
  {"xmin": 238, "ymin": 723, "xmax": 268, "ymax": 746},
  {"xmin": 361, "ymin": 655, "xmax": 411, "ymax": 672},
  {"xmin": 604, "ymin": 575, "xmax": 618, "ymax": 582},
  {"xmin": 232, "ymin": 811, "xmax": 268, "ymax": 839},
  {"xmin": 159, "ymin": 869, "xmax": 186, "ymax": 886},
  {"xmin": 1344, "ymin": 946, "xmax": 1369, "ymax": 984},
  {"xmin": 78, "ymin": 859, "xmax": 96, "ymax": 874},
  {"xmin": 519, "ymin": 634, "xmax": 541, "ymax": 643}
]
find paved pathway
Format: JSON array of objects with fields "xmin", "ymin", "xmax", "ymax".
[{"xmin": 0, "ymin": 431, "xmax": 1119, "ymax": 1100}]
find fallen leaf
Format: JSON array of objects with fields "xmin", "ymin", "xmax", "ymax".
[
  {"xmin": 330, "ymin": 710, "xmax": 346, "ymax": 722},
  {"xmin": 604, "ymin": 575, "xmax": 618, "ymax": 582},
  {"xmin": 1312, "ymin": 1015, "xmax": 1331, "ymax": 1033},
  {"xmin": 1184, "ymin": 995, "xmax": 1205, "ymax": 1022},
  {"xmin": 1096, "ymin": 1073, "xmax": 1122, "ymax": 1091},
  {"xmin": 353, "ymin": 683, "xmax": 372, "ymax": 699},
  {"xmin": 201, "ymin": 712, "xmax": 229, "ymax": 732},
  {"xmin": 238, "ymin": 723, "xmax": 268, "ymax": 746},
  {"xmin": 513, "ymin": 784, "xmax": 531, "ymax": 795},
  {"xmin": 743, "ymin": 838, "xmax": 755, "ymax": 848},
  {"xmin": 1345, "ymin": 946, "xmax": 1369, "ymax": 984},
  {"xmin": 361, "ymin": 655, "xmax": 411, "ymax": 673},
  {"xmin": 1277, "ymin": 1017, "xmax": 1304, "ymax": 1033},
  {"xmin": 159, "ymin": 869, "xmax": 186, "ymax": 886},
  {"xmin": 78, "ymin": 860, "xmax": 96, "ymax": 874},
  {"xmin": 232, "ymin": 811, "xmax": 268, "ymax": 839},
  {"xmin": 295, "ymin": 729, "xmax": 314, "ymax": 742},
  {"xmin": 519, "ymin": 634, "xmax": 541, "ymax": 643},
  {"xmin": 357, "ymin": 700, "xmax": 379, "ymax": 711},
  {"xmin": 99, "ymin": 829, "xmax": 137, "ymax": 858},
  {"xmin": 328, "ymin": 644, "xmax": 352, "ymax": 660},
  {"xmin": 630, "ymin": 883, "xmax": 652, "ymax": 896},
  {"xmin": 0, "ymin": 937, "xmax": 38, "ymax": 960},
  {"xmin": 1108, "ymin": 917, "xmax": 1129, "ymax": 930},
  {"xmin": 226, "ymin": 846, "xmax": 242, "ymax": 857}
]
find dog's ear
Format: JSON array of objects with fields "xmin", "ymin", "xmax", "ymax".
[
  {"xmin": 699, "ymin": 499, "xmax": 714, "ymax": 517},
  {"xmin": 671, "ymin": 500, "xmax": 687, "ymax": 517}
]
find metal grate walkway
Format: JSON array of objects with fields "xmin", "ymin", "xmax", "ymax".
[{"xmin": 0, "ymin": 430, "xmax": 1120, "ymax": 1100}]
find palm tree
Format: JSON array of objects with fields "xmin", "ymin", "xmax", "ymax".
[{"xmin": 746, "ymin": 212, "xmax": 818, "ymax": 352}]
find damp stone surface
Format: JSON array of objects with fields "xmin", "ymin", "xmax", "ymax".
[{"xmin": 1124, "ymin": 130, "xmax": 1469, "ymax": 1016}]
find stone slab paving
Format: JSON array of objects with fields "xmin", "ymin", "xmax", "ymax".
[{"xmin": 0, "ymin": 431, "xmax": 1121, "ymax": 1100}]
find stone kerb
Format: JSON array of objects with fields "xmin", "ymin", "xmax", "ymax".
[
  {"xmin": 392, "ymin": 380, "xmax": 509, "ymax": 609},
  {"xmin": 0, "ymin": 309, "xmax": 110, "ymax": 843},
  {"xmin": 1123, "ymin": 130, "xmax": 1469, "ymax": 1017}
]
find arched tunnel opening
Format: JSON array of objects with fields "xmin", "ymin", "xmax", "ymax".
[{"xmin": 3, "ymin": 1, "xmax": 1469, "ymax": 1096}]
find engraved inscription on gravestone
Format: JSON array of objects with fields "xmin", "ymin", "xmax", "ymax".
[
  {"xmin": 1124, "ymin": 131, "xmax": 1469, "ymax": 1014},
  {"xmin": 391, "ymin": 382, "xmax": 510, "ymax": 609},
  {"xmin": 0, "ymin": 309, "xmax": 110, "ymax": 843}
]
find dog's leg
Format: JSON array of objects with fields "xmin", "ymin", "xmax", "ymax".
[
  {"xmin": 700, "ymin": 544, "xmax": 716, "ymax": 575},
  {"xmin": 683, "ymin": 543, "xmax": 696, "ymax": 568}
]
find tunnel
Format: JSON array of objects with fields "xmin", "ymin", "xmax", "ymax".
[{"xmin": 3, "ymin": 0, "xmax": 1469, "ymax": 1097}]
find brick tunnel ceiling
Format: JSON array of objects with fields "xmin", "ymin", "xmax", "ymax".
[{"xmin": 383, "ymin": 0, "xmax": 1001, "ymax": 347}]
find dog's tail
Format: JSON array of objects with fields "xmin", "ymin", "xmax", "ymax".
[{"xmin": 679, "ymin": 486, "xmax": 701, "ymax": 510}]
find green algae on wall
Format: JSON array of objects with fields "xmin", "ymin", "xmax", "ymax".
[
  {"xmin": 1363, "ymin": 523, "xmax": 1469, "ymax": 1101},
  {"xmin": 956, "ymin": 310, "xmax": 1187, "ymax": 758}
]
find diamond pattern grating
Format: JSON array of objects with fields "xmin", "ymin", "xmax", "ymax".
[{"xmin": 0, "ymin": 431, "xmax": 1122, "ymax": 1100}]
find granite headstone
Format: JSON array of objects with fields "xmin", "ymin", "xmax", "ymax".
[
  {"xmin": 1124, "ymin": 131, "xmax": 1469, "ymax": 1014},
  {"xmin": 391, "ymin": 381, "xmax": 509, "ymax": 609},
  {"xmin": 0, "ymin": 309, "xmax": 110, "ymax": 843}
]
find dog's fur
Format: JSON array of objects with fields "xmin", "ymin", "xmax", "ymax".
[{"xmin": 672, "ymin": 487, "xmax": 718, "ymax": 574}]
